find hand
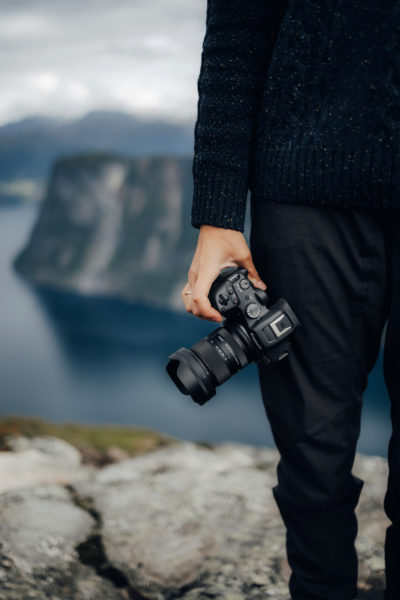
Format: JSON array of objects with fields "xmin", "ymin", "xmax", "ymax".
[{"xmin": 181, "ymin": 224, "xmax": 267, "ymax": 323}]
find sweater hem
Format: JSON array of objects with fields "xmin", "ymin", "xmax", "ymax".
[{"xmin": 250, "ymin": 135, "xmax": 399, "ymax": 209}]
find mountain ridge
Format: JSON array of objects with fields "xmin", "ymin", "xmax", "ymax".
[{"xmin": 0, "ymin": 110, "xmax": 194, "ymax": 181}]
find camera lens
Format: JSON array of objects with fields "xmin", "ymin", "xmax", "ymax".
[{"xmin": 166, "ymin": 321, "xmax": 254, "ymax": 405}]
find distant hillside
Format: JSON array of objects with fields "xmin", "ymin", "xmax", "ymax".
[
  {"xmin": 14, "ymin": 152, "xmax": 204, "ymax": 311},
  {"xmin": 0, "ymin": 110, "xmax": 194, "ymax": 181}
]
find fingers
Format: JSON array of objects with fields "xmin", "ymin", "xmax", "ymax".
[
  {"xmin": 180, "ymin": 227, "xmax": 267, "ymax": 322},
  {"xmin": 181, "ymin": 281, "xmax": 193, "ymax": 314},
  {"xmin": 191, "ymin": 269, "xmax": 223, "ymax": 322},
  {"xmin": 181, "ymin": 257, "xmax": 267, "ymax": 321},
  {"xmin": 181, "ymin": 269, "xmax": 223, "ymax": 323},
  {"xmin": 238, "ymin": 252, "xmax": 267, "ymax": 290}
]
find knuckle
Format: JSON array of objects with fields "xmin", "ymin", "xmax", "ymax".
[{"xmin": 240, "ymin": 251, "xmax": 252, "ymax": 262}]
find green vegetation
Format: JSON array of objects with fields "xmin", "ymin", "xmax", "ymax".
[{"xmin": 0, "ymin": 415, "xmax": 180, "ymax": 464}]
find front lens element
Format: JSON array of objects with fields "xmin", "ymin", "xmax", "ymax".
[{"xmin": 166, "ymin": 323, "xmax": 254, "ymax": 405}]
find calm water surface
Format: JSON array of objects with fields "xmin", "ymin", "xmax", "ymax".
[{"xmin": 0, "ymin": 204, "xmax": 392, "ymax": 457}]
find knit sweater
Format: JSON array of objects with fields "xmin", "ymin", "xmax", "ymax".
[{"xmin": 191, "ymin": 0, "xmax": 400, "ymax": 233}]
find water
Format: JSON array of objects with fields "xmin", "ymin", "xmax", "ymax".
[{"xmin": 0, "ymin": 204, "xmax": 392, "ymax": 457}]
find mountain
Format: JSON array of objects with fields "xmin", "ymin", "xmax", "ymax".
[
  {"xmin": 0, "ymin": 110, "xmax": 194, "ymax": 181},
  {"xmin": 13, "ymin": 152, "xmax": 203, "ymax": 311}
]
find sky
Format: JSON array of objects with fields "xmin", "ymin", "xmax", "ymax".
[{"xmin": 0, "ymin": 0, "xmax": 207, "ymax": 126}]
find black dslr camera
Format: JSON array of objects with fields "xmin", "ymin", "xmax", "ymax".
[{"xmin": 166, "ymin": 266, "xmax": 301, "ymax": 405}]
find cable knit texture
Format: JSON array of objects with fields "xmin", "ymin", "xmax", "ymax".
[{"xmin": 191, "ymin": 0, "xmax": 400, "ymax": 232}]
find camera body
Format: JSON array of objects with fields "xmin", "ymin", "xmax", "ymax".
[
  {"xmin": 166, "ymin": 266, "xmax": 301, "ymax": 405},
  {"xmin": 208, "ymin": 266, "xmax": 299, "ymax": 365}
]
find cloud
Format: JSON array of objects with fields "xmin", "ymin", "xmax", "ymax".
[{"xmin": 0, "ymin": 0, "xmax": 207, "ymax": 125}]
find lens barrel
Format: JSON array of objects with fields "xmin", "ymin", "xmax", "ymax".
[{"xmin": 166, "ymin": 322, "xmax": 254, "ymax": 405}]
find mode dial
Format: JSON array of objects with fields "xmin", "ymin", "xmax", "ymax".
[{"xmin": 245, "ymin": 302, "xmax": 261, "ymax": 319}]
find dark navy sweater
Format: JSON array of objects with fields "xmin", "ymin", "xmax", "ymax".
[{"xmin": 191, "ymin": 0, "xmax": 400, "ymax": 232}]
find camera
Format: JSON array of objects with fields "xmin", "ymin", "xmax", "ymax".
[{"xmin": 166, "ymin": 266, "xmax": 301, "ymax": 405}]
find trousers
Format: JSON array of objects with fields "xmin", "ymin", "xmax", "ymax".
[{"xmin": 249, "ymin": 196, "xmax": 400, "ymax": 600}]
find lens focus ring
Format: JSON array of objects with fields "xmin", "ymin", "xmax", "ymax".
[{"xmin": 191, "ymin": 338, "xmax": 232, "ymax": 385}]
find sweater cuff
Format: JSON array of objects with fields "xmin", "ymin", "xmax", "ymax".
[{"xmin": 191, "ymin": 165, "xmax": 249, "ymax": 232}]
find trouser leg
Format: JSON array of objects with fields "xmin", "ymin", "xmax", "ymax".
[
  {"xmin": 249, "ymin": 198, "xmax": 389, "ymax": 600},
  {"xmin": 382, "ymin": 211, "xmax": 400, "ymax": 600}
]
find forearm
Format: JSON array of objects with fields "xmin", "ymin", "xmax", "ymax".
[{"xmin": 191, "ymin": 0, "xmax": 288, "ymax": 232}]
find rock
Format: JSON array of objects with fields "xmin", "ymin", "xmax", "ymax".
[
  {"xmin": 4, "ymin": 434, "xmax": 82, "ymax": 465},
  {"xmin": 0, "ymin": 436, "xmax": 390, "ymax": 599},
  {"xmin": 0, "ymin": 486, "xmax": 93, "ymax": 572},
  {"xmin": 73, "ymin": 441, "xmax": 390, "ymax": 599},
  {"xmin": 0, "ymin": 435, "xmax": 95, "ymax": 492},
  {"xmin": 0, "ymin": 485, "xmax": 123, "ymax": 600},
  {"xmin": 104, "ymin": 445, "xmax": 130, "ymax": 464},
  {"xmin": 351, "ymin": 452, "xmax": 389, "ymax": 589}
]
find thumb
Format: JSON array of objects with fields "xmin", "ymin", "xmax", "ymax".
[{"xmin": 239, "ymin": 255, "xmax": 267, "ymax": 290}]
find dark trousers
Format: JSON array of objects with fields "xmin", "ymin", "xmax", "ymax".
[{"xmin": 249, "ymin": 196, "xmax": 400, "ymax": 600}]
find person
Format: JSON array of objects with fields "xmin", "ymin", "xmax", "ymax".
[{"xmin": 181, "ymin": 1, "xmax": 400, "ymax": 599}]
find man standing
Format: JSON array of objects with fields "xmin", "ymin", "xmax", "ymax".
[{"xmin": 182, "ymin": 1, "xmax": 400, "ymax": 599}]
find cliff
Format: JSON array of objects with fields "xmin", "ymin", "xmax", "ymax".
[
  {"xmin": 0, "ymin": 431, "xmax": 389, "ymax": 600},
  {"xmin": 14, "ymin": 153, "xmax": 206, "ymax": 312}
]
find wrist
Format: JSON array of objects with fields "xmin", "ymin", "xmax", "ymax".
[{"xmin": 199, "ymin": 224, "xmax": 241, "ymax": 235}]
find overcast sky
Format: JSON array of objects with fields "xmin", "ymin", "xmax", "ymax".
[{"xmin": 0, "ymin": 0, "xmax": 207, "ymax": 126}]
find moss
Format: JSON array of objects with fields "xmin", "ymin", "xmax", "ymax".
[{"xmin": 0, "ymin": 414, "xmax": 180, "ymax": 463}]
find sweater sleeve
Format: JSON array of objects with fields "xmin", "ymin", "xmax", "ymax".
[{"xmin": 191, "ymin": 0, "xmax": 288, "ymax": 232}]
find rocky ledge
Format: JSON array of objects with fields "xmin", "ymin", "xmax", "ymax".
[{"xmin": 0, "ymin": 434, "xmax": 389, "ymax": 600}]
